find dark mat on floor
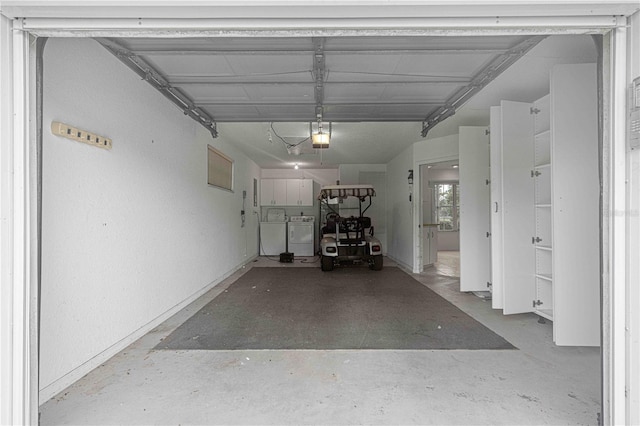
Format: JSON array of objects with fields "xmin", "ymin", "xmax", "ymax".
[{"xmin": 156, "ymin": 267, "xmax": 515, "ymax": 350}]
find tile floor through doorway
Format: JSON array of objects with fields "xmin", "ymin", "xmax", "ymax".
[{"xmin": 39, "ymin": 252, "xmax": 601, "ymax": 425}]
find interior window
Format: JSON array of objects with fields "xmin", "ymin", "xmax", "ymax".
[{"xmin": 434, "ymin": 183, "xmax": 460, "ymax": 231}]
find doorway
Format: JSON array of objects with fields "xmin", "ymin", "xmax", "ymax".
[{"xmin": 419, "ymin": 161, "xmax": 460, "ymax": 273}]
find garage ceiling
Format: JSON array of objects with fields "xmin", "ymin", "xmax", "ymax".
[
  {"xmin": 95, "ymin": 34, "xmax": 598, "ymax": 169},
  {"xmin": 98, "ymin": 35, "xmax": 541, "ymax": 129}
]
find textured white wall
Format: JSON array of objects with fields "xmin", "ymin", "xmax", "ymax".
[
  {"xmin": 386, "ymin": 135, "xmax": 460, "ymax": 269},
  {"xmin": 385, "ymin": 147, "xmax": 414, "ymax": 269},
  {"xmin": 40, "ymin": 38, "xmax": 260, "ymax": 400}
]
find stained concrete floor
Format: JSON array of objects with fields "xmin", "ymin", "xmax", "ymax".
[{"xmin": 39, "ymin": 252, "xmax": 600, "ymax": 425}]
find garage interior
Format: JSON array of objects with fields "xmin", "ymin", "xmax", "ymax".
[
  {"xmin": 37, "ymin": 32, "xmax": 601, "ymax": 424},
  {"xmin": 1, "ymin": 2, "xmax": 639, "ymax": 425}
]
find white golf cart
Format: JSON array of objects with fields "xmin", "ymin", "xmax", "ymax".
[{"xmin": 318, "ymin": 184, "xmax": 383, "ymax": 271}]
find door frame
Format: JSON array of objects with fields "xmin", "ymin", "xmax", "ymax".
[{"xmin": 0, "ymin": 5, "xmax": 633, "ymax": 425}]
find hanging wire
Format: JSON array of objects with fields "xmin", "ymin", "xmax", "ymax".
[{"xmin": 270, "ymin": 123, "xmax": 310, "ymax": 149}]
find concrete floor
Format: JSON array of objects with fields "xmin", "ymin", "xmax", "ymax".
[{"xmin": 39, "ymin": 252, "xmax": 601, "ymax": 425}]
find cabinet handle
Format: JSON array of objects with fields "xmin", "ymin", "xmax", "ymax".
[{"xmin": 494, "ymin": 202, "xmax": 499, "ymax": 213}]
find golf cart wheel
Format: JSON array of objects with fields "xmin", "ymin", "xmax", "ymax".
[
  {"xmin": 370, "ymin": 255, "xmax": 383, "ymax": 271},
  {"xmin": 321, "ymin": 255, "xmax": 334, "ymax": 271}
]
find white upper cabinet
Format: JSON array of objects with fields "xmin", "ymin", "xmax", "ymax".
[
  {"xmin": 262, "ymin": 179, "xmax": 313, "ymax": 206},
  {"xmin": 286, "ymin": 179, "xmax": 314, "ymax": 206},
  {"xmin": 260, "ymin": 179, "xmax": 287, "ymax": 206}
]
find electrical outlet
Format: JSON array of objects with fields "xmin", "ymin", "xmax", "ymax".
[{"xmin": 51, "ymin": 121, "xmax": 112, "ymax": 150}]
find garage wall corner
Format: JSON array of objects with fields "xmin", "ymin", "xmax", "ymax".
[{"xmin": 39, "ymin": 38, "xmax": 260, "ymax": 403}]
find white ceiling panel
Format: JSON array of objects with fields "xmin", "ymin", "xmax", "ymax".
[
  {"xmin": 224, "ymin": 54, "xmax": 312, "ymax": 76},
  {"xmin": 181, "ymin": 84, "xmax": 250, "ymax": 102},
  {"xmin": 94, "ymin": 33, "xmax": 593, "ymax": 168},
  {"xmin": 142, "ymin": 54, "xmax": 235, "ymax": 75}
]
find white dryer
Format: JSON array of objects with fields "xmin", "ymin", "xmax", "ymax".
[{"xmin": 288, "ymin": 216, "xmax": 315, "ymax": 256}]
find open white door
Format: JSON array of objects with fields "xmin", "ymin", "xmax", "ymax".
[
  {"xmin": 489, "ymin": 106, "xmax": 504, "ymax": 309},
  {"xmin": 459, "ymin": 126, "xmax": 491, "ymax": 292},
  {"xmin": 501, "ymin": 101, "xmax": 536, "ymax": 314},
  {"xmin": 551, "ymin": 64, "xmax": 600, "ymax": 346}
]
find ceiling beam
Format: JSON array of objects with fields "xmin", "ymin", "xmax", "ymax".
[
  {"xmin": 421, "ymin": 35, "xmax": 547, "ymax": 137},
  {"xmin": 206, "ymin": 116, "xmax": 432, "ymax": 123},
  {"xmin": 130, "ymin": 48, "xmax": 508, "ymax": 56},
  {"xmin": 95, "ymin": 37, "xmax": 219, "ymax": 138},
  {"xmin": 169, "ymin": 77, "xmax": 471, "ymax": 85},
  {"xmin": 196, "ymin": 100, "xmax": 444, "ymax": 106},
  {"xmin": 312, "ymin": 37, "xmax": 326, "ymax": 121}
]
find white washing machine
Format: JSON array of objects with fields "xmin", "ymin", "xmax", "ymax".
[
  {"xmin": 288, "ymin": 216, "xmax": 315, "ymax": 256},
  {"xmin": 260, "ymin": 209, "xmax": 287, "ymax": 256}
]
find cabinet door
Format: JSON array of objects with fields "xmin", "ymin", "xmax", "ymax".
[
  {"xmin": 299, "ymin": 179, "xmax": 314, "ymax": 206},
  {"xmin": 260, "ymin": 179, "xmax": 274, "ymax": 206},
  {"xmin": 551, "ymin": 63, "xmax": 599, "ymax": 346},
  {"xmin": 459, "ymin": 126, "xmax": 491, "ymax": 292},
  {"xmin": 273, "ymin": 179, "xmax": 288, "ymax": 205},
  {"xmin": 501, "ymin": 101, "xmax": 536, "ymax": 315},
  {"xmin": 429, "ymin": 227, "xmax": 438, "ymax": 265},
  {"xmin": 286, "ymin": 179, "xmax": 300, "ymax": 205},
  {"xmin": 489, "ymin": 106, "xmax": 504, "ymax": 309}
]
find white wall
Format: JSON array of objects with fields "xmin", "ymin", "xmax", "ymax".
[
  {"xmin": 386, "ymin": 148, "xmax": 414, "ymax": 269},
  {"xmin": 40, "ymin": 38, "xmax": 261, "ymax": 401},
  {"xmin": 387, "ymin": 134, "xmax": 460, "ymax": 270},
  {"xmin": 628, "ymin": 10, "xmax": 640, "ymax": 425},
  {"xmin": 338, "ymin": 164, "xmax": 386, "ymax": 185}
]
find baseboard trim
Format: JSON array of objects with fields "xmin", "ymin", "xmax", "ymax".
[
  {"xmin": 386, "ymin": 254, "xmax": 414, "ymax": 273},
  {"xmin": 38, "ymin": 256, "xmax": 257, "ymax": 404}
]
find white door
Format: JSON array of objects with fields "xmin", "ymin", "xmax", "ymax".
[
  {"xmin": 273, "ymin": 179, "xmax": 288, "ymax": 205},
  {"xmin": 501, "ymin": 101, "xmax": 536, "ymax": 315},
  {"xmin": 286, "ymin": 179, "xmax": 300, "ymax": 205},
  {"xmin": 299, "ymin": 179, "xmax": 313, "ymax": 206},
  {"xmin": 551, "ymin": 63, "xmax": 599, "ymax": 346},
  {"xmin": 489, "ymin": 106, "xmax": 504, "ymax": 309},
  {"xmin": 260, "ymin": 179, "xmax": 274, "ymax": 206},
  {"xmin": 422, "ymin": 186, "xmax": 435, "ymax": 268},
  {"xmin": 459, "ymin": 126, "xmax": 491, "ymax": 292}
]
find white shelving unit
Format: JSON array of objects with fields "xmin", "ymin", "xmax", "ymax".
[
  {"xmin": 488, "ymin": 63, "xmax": 599, "ymax": 346},
  {"xmin": 532, "ymin": 94, "xmax": 553, "ymax": 321}
]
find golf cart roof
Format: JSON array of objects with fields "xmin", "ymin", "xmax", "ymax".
[{"xmin": 318, "ymin": 184, "xmax": 376, "ymax": 200}]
